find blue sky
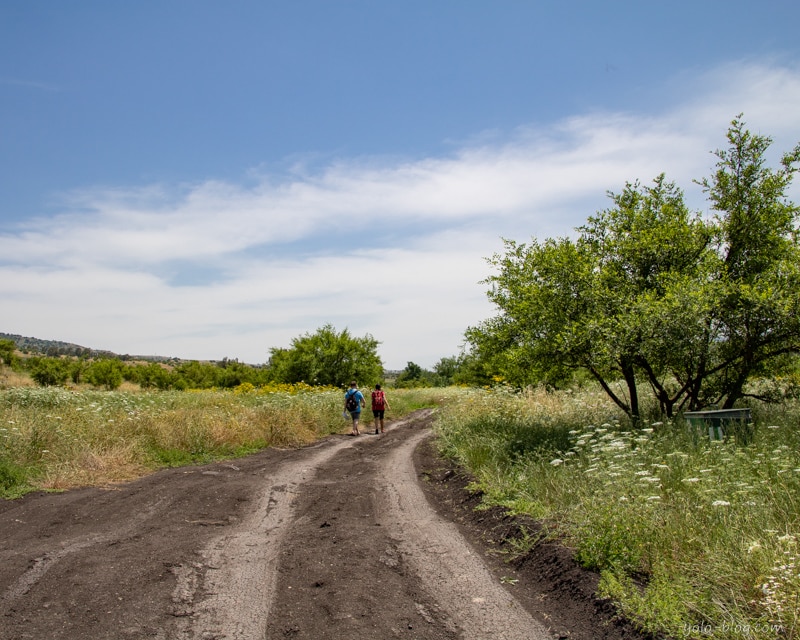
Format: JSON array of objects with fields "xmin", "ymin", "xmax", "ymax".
[{"xmin": 2, "ymin": 2, "xmax": 800, "ymax": 370}]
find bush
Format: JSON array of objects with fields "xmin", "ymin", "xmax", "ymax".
[
  {"xmin": 29, "ymin": 358, "xmax": 70, "ymax": 387},
  {"xmin": 84, "ymin": 359, "xmax": 124, "ymax": 390}
]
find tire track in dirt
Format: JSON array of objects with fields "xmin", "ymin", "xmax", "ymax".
[
  {"xmin": 173, "ymin": 415, "xmax": 424, "ymax": 640},
  {"xmin": 0, "ymin": 494, "xmax": 172, "ymax": 607},
  {"xmin": 378, "ymin": 428, "xmax": 550, "ymax": 640},
  {"xmin": 261, "ymin": 411, "xmax": 548, "ymax": 640},
  {"xmin": 169, "ymin": 438, "xmax": 352, "ymax": 639}
]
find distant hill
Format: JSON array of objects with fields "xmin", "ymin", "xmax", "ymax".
[{"xmin": 0, "ymin": 332, "xmax": 176, "ymax": 363}]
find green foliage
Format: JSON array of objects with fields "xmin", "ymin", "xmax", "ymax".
[
  {"xmin": 392, "ymin": 356, "xmax": 486, "ymax": 388},
  {"xmin": 467, "ymin": 118, "xmax": 800, "ymax": 420},
  {"xmin": 0, "ymin": 457, "xmax": 30, "ymax": 498},
  {"xmin": 698, "ymin": 116, "xmax": 800, "ymax": 408},
  {"xmin": 173, "ymin": 360, "xmax": 219, "ymax": 389},
  {"xmin": 126, "ymin": 362, "xmax": 176, "ymax": 389},
  {"xmin": 84, "ymin": 359, "xmax": 124, "ymax": 390},
  {"xmin": 433, "ymin": 356, "xmax": 459, "ymax": 384},
  {"xmin": 267, "ymin": 324, "xmax": 383, "ymax": 387},
  {"xmin": 0, "ymin": 339, "xmax": 19, "ymax": 369},
  {"xmin": 394, "ymin": 361, "xmax": 431, "ymax": 387},
  {"xmin": 28, "ymin": 357, "xmax": 71, "ymax": 387}
]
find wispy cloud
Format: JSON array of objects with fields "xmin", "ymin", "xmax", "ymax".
[{"xmin": 2, "ymin": 61, "xmax": 799, "ymax": 367}]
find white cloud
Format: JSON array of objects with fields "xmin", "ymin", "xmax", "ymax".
[{"xmin": 2, "ymin": 60, "xmax": 800, "ymax": 369}]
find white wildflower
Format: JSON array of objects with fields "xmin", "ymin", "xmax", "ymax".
[{"xmin": 712, "ymin": 500, "xmax": 731, "ymax": 507}]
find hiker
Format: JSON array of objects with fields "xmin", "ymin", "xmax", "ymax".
[
  {"xmin": 371, "ymin": 384, "xmax": 390, "ymax": 434},
  {"xmin": 344, "ymin": 381, "xmax": 366, "ymax": 435}
]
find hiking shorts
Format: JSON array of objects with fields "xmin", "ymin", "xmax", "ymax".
[{"xmin": 372, "ymin": 409, "xmax": 385, "ymax": 419}]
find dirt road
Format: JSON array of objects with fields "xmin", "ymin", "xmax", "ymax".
[{"xmin": 0, "ymin": 410, "xmax": 648, "ymax": 640}]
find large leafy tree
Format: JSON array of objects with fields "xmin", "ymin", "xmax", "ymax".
[
  {"xmin": 698, "ymin": 117, "xmax": 800, "ymax": 407},
  {"xmin": 469, "ymin": 175, "xmax": 708, "ymax": 419},
  {"xmin": 467, "ymin": 118, "xmax": 800, "ymax": 420},
  {"xmin": 267, "ymin": 324, "xmax": 383, "ymax": 387}
]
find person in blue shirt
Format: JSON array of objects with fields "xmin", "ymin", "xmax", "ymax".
[{"xmin": 344, "ymin": 381, "xmax": 366, "ymax": 435}]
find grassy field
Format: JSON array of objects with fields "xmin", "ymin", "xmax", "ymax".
[
  {"xmin": 0, "ymin": 382, "xmax": 452, "ymax": 498},
  {"xmin": 432, "ymin": 384, "xmax": 800, "ymax": 640}
]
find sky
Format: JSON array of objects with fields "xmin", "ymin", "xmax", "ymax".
[{"xmin": 2, "ymin": 1, "xmax": 800, "ymax": 370}]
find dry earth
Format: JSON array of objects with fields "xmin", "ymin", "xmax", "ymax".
[{"xmin": 0, "ymin": 410, "xmax": 657, "ymax": 640}]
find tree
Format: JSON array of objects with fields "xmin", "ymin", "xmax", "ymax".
[
  {"xmin": 467, "ymin": 118, "xmax": 800, "ymax": 420},
  {"xmin": 267, "ymin": 324, "xmax": 383, "ymax": 387},
  {"xmin": 130, "ymin": 362, "xmax": 175, "ymax": 390},
  {"xmin": 697, "ymin": 116, "xmax": 800, "ymax": 407},
  {"xmin": 431, "ymin": 356, "xmax": 468, "ymax": 386},
  {"xmin": 395, "ymin": 361, "xmax": 431, "ymax": 388},
  {"xmin": 576, "ymin": 174, "xmax": 711, "ymax": 418},
  {"xmin": 0, "ymin": 339, "xmax": 18, "ymax": 369},
  {"xmin": 29, "ymin": 357, "xmax": 70, "ymax": 387},
  {"xmin": 173, "ymin": 361, "xmax": 220, "ymax": 389},
  {"xmin": 84, "ymin": 359, "xmax": 124, "ymax": 390}
]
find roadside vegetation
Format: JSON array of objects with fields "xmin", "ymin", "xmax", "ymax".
[
  {"xmin": 0, "ymin": 382, "xmax": 454, "ymax": 499},
  {"xmin": 433, "ymin": 383, "xmax": 800, "ymax": 640}
]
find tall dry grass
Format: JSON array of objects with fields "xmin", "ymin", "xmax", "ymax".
[{"xmin": 0, "ymin": 384, "xmax": 455, "ymax": 497}]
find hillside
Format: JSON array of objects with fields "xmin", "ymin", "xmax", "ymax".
[{"xmin": 0, "ymin": 332, "xmax": 175, "ymax": 363}]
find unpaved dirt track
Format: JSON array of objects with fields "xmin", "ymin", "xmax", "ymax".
[
  {"xmin": 377, "ymin": 428, "xmax": 545, "ymax": 640},
  {"xmin": 0, "ymin": 410, "xmax": 649, "ymax": 640}
]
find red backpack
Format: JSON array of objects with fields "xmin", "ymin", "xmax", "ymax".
[{"xmin": 372, "ymin": 390, "xmax": 386, "ymax": 410}]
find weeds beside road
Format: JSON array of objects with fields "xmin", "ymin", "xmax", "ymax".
[
  {"xmin": 433, "ymin": 384, "xmax": 800, "ymax": 640},
  {"xmin": 0, "ymin": 384, "xmax": 451, "ymax": 496}
]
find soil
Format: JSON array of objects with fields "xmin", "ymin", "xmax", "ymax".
[{"xmin": 0, "ymin": 410, "xmax": 658, "ymax": 640}]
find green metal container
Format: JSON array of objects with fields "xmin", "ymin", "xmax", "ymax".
[{"xmin": 683, "ymin": 408, "xmax": 753, "ymax": 442}]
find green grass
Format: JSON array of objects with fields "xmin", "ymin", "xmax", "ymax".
[
  {"xmin": 433, "ymin": 384, "xmax": 800, "ymax": 640},
  {"xmin": 0, "ymin": 384, "xmax": 450, "ymax": 497}
]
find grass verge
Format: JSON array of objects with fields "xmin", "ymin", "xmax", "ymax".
[{"xmin": 433, "ymin": 384, "xmax": 800, "ymax": 640}]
